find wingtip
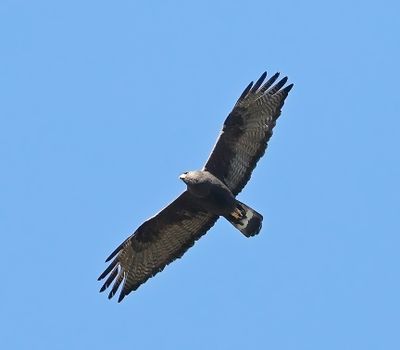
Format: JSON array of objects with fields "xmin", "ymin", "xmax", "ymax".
[
  {"xmin": 259, "ymin": 72, "xmax": 280, "ymax": 93},
  {"xmin": 259, "ymin": 71, "xmax": 267, "ymax": 81},
  {"xmin": 257, "ymin": 71, "xmax": 267, "ymax": 81},
  {"xmin": 284, "ymin": 83, "xmax": 294, "ymax": 93},
  {"xmin": 105, "ymin": 241, "xmax": 125, "ymax": 262},
  {"xmin": 117, "ymin": 290, "xmax": 126, "ymax": 303},
  {"xmin": 238, "ymin": 80, "xmax": 254, "ymax": 101},
  {"xmin": 281, "ymin": 76, "xmax": 289, "ymax": 85},
  {"xmin": 251, "ymin": 71, "xmax": 268, "ymax": 93},
  {"xmin": 98, "ymin": 257, "xmax": 119, "ymax": 281},
  {"xmin": 268, "ymin": 76, "xmax": 289, "ymax": 94}
]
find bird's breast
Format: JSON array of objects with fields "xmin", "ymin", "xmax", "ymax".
[{"xmin": 190, "ymin": 185, "xmax": 235, "ymax": 216}]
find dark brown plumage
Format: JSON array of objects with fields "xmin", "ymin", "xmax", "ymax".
[
  {"xmin": 204, "ymin": 72, "xmax": 293, "ymax": 195},
  {"xmin": 98, "ymin": 191, "xmax": 218, "ymax": 302},
  {"xmin": 98, "ymin": 71, "xmax": 293, "ymax": 302}
]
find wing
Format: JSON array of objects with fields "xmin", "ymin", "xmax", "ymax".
[
  {"xmin": 204, "ymin": 72, "xmax": 293, "ymax": 195},
  {"xmin": 98, "ymin": 191, "xmax": 218, "ymax": 302}
]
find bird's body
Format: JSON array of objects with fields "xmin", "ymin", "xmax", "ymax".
[
  {"xmin": 98, "ymin": 71, "xmax": 293, "ymax": 302},
  {"xmin": 180, "ymin": 170, "xmax": 236, "ymax": 215},
  {"xmin": 180, "ymin": 170, "xmax": 263, "ymax": 236}
]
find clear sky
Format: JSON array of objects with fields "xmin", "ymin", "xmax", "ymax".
[{"xmin": 1, "ymin": 1, "xmax": 399, "ymax": 349}]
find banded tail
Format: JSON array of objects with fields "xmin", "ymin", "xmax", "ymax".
[{"xmin": 225, "ymin": 200, "xmax": 263, "ymax": 237}]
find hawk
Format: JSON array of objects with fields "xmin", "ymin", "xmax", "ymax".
[{"xmin": 98, "ymin": 71, "xmax": 293, "ymax": 302}]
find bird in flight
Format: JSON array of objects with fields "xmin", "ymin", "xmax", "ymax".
[{"xmin": 98, "ymin": 71, "xmax": 293, "ymax": 302}]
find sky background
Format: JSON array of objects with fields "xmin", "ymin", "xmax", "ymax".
[{"xmin": 1, "ymin": 1, "xmax": 399, "ymax": 349}]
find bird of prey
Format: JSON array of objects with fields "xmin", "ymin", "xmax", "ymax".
[{"xmin": 98, "ymin": 71, "xmax": 293, "ymax": 302}]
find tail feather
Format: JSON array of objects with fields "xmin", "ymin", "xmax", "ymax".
[{"xmin": 225, "ymin": 200, "xmax": 263, "ymax": 237}]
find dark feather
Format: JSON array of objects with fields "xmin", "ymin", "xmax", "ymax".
[
  {"xmin": 97, "ymin": 257, "xmax": 118, "ymax": 281},
  {"xmin": 268, "ymin": 76, "xmax": 288, "ymax": 95},
  {"xmin": 259, "ymin": 72, "xmax": 280, "ymax": 93},
  {"xmin": 108, "ymin": 271, "xmax": 124, "ymax": 299},
  {"xmin": 98, "ymin": 191, "xmax": 218, "ymax": 301},
  {"xmin": 105, "ymin": 241, "xmax": 125, "ymax": 262},
  {"xmin": 99, "ymin": 265, "xmax": 118, "ymax": 292},
  {"xmin": 204, "ymin": 71, "xmax": 293, "ymax": 195},
  {"xmin": 237, "ymin": 81, "xmax": 253, "ymax": 102},
  {"xmin": 250, "ymin": 71, "xmax": 267, "ymax": 93}
]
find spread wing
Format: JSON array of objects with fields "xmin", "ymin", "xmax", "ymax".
[
  {"xmin": 204, "ymin": 72, "xmax": 293, "ymax": 195},
  {"xmin": 98, "ymin": 191, "xmax": 218, "ymax": 302}
]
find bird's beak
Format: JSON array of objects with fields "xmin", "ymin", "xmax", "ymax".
[{"xmin": 179, "ymin": 173, "xmax": 187, "ymax": 182}]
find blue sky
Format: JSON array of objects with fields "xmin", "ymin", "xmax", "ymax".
[{"xmin": 1, "ymin": 1, "xmax": 399, "ymax": 349}]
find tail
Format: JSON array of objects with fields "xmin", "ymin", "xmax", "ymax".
[{"xmin": 225, "ymin": 200, "xmax": 263, "ymax": 237}]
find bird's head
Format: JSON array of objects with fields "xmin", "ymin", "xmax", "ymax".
[
  {"xmin": 179, "ymin": 170, "xmax": 201, "ymax": 185},
  {"xmin": 179, "ymin": 171, "xmax": 188, "ymax": 182}
]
